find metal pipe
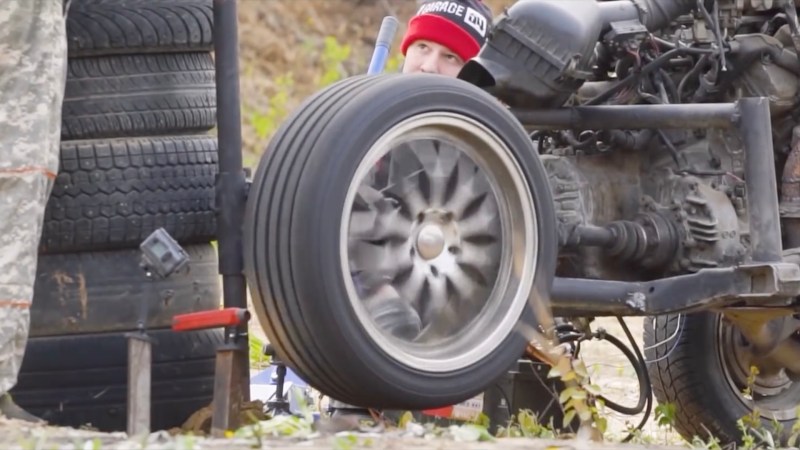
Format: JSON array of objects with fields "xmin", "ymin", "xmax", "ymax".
[
  {"xmin": 559, "ymin": 224, "xmax": 616, "ymax": 248},
  {"xmin": 512, "ymin": 103, "xmax": 738, "ymax": 130},
  {"xmin": 738, "ymin": 97, "xmax": 783, "ymax": 263},
  {"xmin": 550, "ymin": 277, "xmax": 645, "ymax": 316},
  {"xmin": 213, "ymin": 0, "xmax": 250, "ymax": 401},
  {"xmin": 550, "ymin": 268, "xmax": 746, "ymax": 316}
]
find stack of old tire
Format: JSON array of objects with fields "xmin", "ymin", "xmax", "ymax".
[{"xmin": 9, "ymin": 0, "xmax": 223, "ymax": 432}]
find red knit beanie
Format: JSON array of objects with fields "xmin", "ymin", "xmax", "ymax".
[{"xmin": 400, "ymin": 0, "xmax": 493, "ymax": 62}]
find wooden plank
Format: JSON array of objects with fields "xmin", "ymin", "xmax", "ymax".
[{"xmin": 126, "ymin": 336, "xmax": 151, "ymax": 436}]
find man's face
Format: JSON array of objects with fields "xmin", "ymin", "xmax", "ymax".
[{"xmin": 402, "ymin": 39, "xmax": 465, "ymax": 77}]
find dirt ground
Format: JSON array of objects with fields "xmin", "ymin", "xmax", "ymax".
[
  {"xmin": 246, "ymin": 312, "xmax": 686, "ymax": 446},
  {"xmin": 0, "ymin": 312, "xmax": 688, "ymax": 449},
  {"xmin": 0, "ymin": 416, "xmax": 688, "ymax": 450}
]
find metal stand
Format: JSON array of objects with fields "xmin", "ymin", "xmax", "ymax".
[
  {"xmin": 172, "ymin": 307, "xmax": 251, "ymax": 436},
  {"xmin": 212, "ymin": 0, "xmax": 251, "ymax": 406},
  {"xmin": 210, "ymin": 321, "xmax": 250, "ymax": 436},
  {"xmin": 262, "ymin": 344, "xmax": 291, "ymax": 416},
  {"xmin": 126, "ymin": 256, "xmax": 159, "ymax": 436},
  {"xmin": 126, "ymin": 228, "xmax": 190, "ymax": 436},
  {"xmin": 126, "ymin": 0, "xmax": 250, "ymax": 435}
]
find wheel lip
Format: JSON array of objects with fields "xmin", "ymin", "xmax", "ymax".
[
  {"xmin": 339, "ymin": 111, "xmax": 540, "ymax": 373},
  {"xmin": 716, "ymin": 315, "xmax": 800, "ymax": 422}
]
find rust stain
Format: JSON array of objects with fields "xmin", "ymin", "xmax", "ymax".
[
  {"xmin": 77, "ymin": 272, "xmax": 88, "ymax": 320},
  {"xmin": 51, "ymin": 271, "xmax": 75, "ymax": 307}
]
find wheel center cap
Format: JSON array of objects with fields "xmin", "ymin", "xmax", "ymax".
[{"xmin": 416, "ymin": 224, "xmax": 445, "ymax": 260}]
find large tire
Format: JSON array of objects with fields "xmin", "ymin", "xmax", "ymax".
[
  {"xmin": 244, "ymin": 74, "xmax": 557, "ymax": 409},
  {"xmin": 66, "ymin": 0, "xmax": 214, "ymax": 57},
  {"xmin": 30, "ymin": 244, "xmax": 221, "ymax": 336},
  {"xmin": 62, "ymin": 53, "xmax": 217, "ymax": 140},
  {"xmin": 41, "ymin": 135, "xmax": 218, "ymax": 254},
  {"xmin": 13, "ymin": 243, "xmax": 222, "ymax": 432},
  {"xmin": 12, "ymin": 328, "xmax": 223, "ymax": 432},
  {"xmin": 644, "ymin": 313, "xmax": 800, "ymax": 445}
]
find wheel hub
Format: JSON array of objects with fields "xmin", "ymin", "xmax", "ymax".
[
  {"xmin": 416, "ymin": 223, "xmax": 446, "ymax": 260},
  {"xmin": 341, "ymin": 112, "xmax": 540, "ymax": 373},
  {"xmin": 718, "ymin": 317, "xmax": 800, "ymax": 421}
]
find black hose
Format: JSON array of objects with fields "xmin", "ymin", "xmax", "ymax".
[
  {"xmin": 586, "ymin": 48, "xmax": 685, "ymax": 105},
  {"xmin": 652, "ymin": 36, "xmax": 717, "ymax": 55},
  {"xmin": 677, "ymin": 54, "xmax": 711, "ymax": 102},
  {"xmin": 592, "ymin": 329, "xmax": 649, "ymax": 416},
  {"xmin": 616, "ymin": 317, "xmax": 653, "ymax": 443}
]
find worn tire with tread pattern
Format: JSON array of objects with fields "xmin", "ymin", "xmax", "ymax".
[
  {"xmin": 40, "ymin": 135, "xmax": 218, "ymax": 254},
  {"xmin": 12, "ymin": 328, "xmax": 223, "ymax": 432},
  {"xmin": 30, "ymin": 244, "xmax": 221, "ymax": 336},
  {"xmin": 244, "ymin": 74, "xmax": 557, "ymax": 408},
  {"xmin": 644, "ymin": 313, "xmax": 799, "ymax": 445},
  {"xmin": 13, "ymin": 243, "xmax": 222, "ymax": 432},
  {"xmin": 66, "ymin": 0, "xmax": 214, "ymax": 57},
  {"xmin": 62, "ymin": 52, "xmax": 216, "ymax": 140}
]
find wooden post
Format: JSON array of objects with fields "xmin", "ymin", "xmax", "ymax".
[{"xmin": 127, "ymin": 334, "xmax": 152, "ymax": 436}]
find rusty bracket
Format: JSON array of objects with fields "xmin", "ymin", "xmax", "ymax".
[{"xmin": 210, "ymin": 338, "xmax": 249, "ymax": 436}]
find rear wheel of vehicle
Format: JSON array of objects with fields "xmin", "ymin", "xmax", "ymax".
[
  {"xmin": 244, "ymin": 74, "xmax": 557, "ymax": 409},
  {"xmin": 40, "ymin": 135, "xmax": 217, "ymax": 254},
  {"xmin": 644, "ymin": 313, "xmax": 800, "ymax": 445},
  {"xmin": 66, "ymin": 0, "xmax": 214, "ymax": 57}
]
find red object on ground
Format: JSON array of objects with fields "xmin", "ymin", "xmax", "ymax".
[
  {"xmin": 172, "ymin": 307, "xmax": 249, "ymax": 331},
  {"xmin": 422, "ymin": 405, "xmax": 455, "ymax": 417}
]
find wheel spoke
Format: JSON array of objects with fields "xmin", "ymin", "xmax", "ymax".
[{"xmin": 341, "ymin": 112, "xmax": 540, "ymax": 373}]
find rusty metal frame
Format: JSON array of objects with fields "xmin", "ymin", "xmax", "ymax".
[{"xmin": 514, "ymin": 99, "xmax": 800, "ymax": 317}]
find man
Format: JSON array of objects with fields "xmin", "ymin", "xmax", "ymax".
[
  {"xmin": 400, "ymin": 0, "xmax": 494, "ymax": 77},
  {"xmin": 0, "ymin": 0, "xmax": 68, "ymax": 422}
]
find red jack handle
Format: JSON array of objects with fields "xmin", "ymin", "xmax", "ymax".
[{"xmin": 172, "ymin": 307, "xmax": 250, "ymax": 332}]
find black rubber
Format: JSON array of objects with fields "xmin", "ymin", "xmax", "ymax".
[
  {"xmin": 66, "ymin": 0, "xmax": 214, "ymax": 57},
  {"xmin": 644, "ymin": 313, "xmax": 799, "ymax": 445},
  {"xmin": 62, "ymin": 53, "xmax": 217, "ymax": 140},
  {"xmin": 11, "ymin": 328, "xmax": 223, "ymax": 432},
  {"xmin": 30, "ymin": 244, "xmax": 221, "ymax": 336},
  {"xmin": 243, "ymin": 74, "xmax": 558, "ymax": 408},
  {"xmin": 41, "ymin": 135, "xmax": 218, "ymax": 254}
]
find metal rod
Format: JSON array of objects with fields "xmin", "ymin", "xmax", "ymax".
[
  {"xmin": 738, "ymin": 97, "xmax": 783, "ymax": 263},
  {"xmin": 213, "ymin": 0, "xmax": 250, "ymax": 401},
  {"xmin": 513, "ymin": 103, "xmax": 738, "ymax": 130}
]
